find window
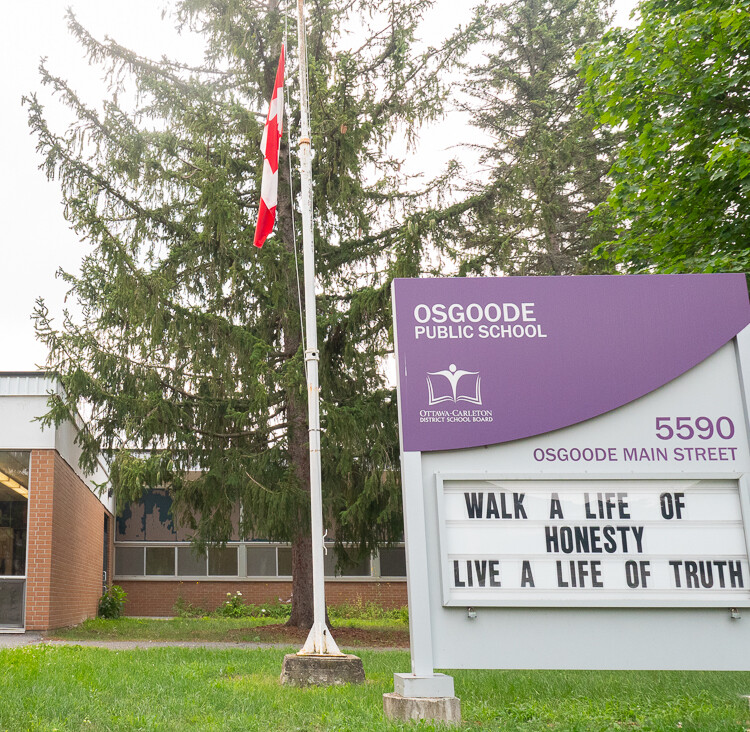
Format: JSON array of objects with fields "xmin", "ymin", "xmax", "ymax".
[
  {"xmin": 246, "ymin": 545, "xmax": 277, "ymax": 576},
  {"xmin": 324, "ymin": 548, "xmax": 371, "ymax": 577},
  {"xmin": 0, "ymin": 451, "xmax": 29, "ymax": 578},
  {"xmin": 208, "ymin": 547, "xmax": 237, "ymax": 576},
  {"xmin": 177, "ymin": 547, "xmax": 207, "ymax": 576},
  {"xmin": 114, "ymin": 542, "xmax": 406, "ymax": 580},
  {"xmin": 0, "ymin": 451, "xmax": 30, "ymax": 629},
  {"xmin": 115, "ymin": 546, "xmax": 144, "ymax": 575},
  {"xmin": 277, "ymin": 547, "xmax": 292, "ymax": 576},
  {"xmin": 379, "ymin": 547, "xmax": 407, "ymax": 577},
  {"xmin": 145, "ymin": 547, "xmax": 175, "ymax": 576},
  {"xmin": 0, "ymin": 579, "xmax": 24, "ymax": 627}
]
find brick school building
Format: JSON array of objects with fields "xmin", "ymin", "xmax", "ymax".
[
  {"xmin": 0, "ymin": 373, "xmax": 405, "ymax": 631},
  {"xmin": 114, "ymin": 487, "xmax": 407, "ymax": 616},
  {"xmin": 0, "ymin": 373, "xmax": 113, "ymax": 632}
]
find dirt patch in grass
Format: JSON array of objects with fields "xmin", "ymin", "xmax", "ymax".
[
  {"xmin": 42, "ymin": 617, "xmax": 410, "ymax": 646},
  {"xmin": 226, "ymin": 623, "xmax": 409, "ymax": 648}
]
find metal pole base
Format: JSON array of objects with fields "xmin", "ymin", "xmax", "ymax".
[{"xmin": 298, "ymin": 620, "xmax": 344, "ymax": 656}]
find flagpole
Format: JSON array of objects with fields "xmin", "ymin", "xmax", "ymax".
[{"xmin": 296, "ymin": 0, "xmax": 342, "ymax": 657}]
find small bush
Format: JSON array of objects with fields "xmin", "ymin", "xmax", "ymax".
[
  {"xmin": 328, "ymin": 599, "xmax": 408, "ymax": 623},
  {"xmin": 389, "ymin": 605, "xmax": 409, "ymax": 624},
  {"xmin": 215, "ymin": 593, "xmax": 292, "ymax": 620},
  {"xmin": 173, "ymin": 596, "xmax": 207, "ymax": 618},
  {"xmin": 218, "ymin": 591, "xmax": 248, "ymax": 617},
  {"xmin": 97, "ymin": 585, "xmax": 127, "ymax": 619},
  {"xmin": 254, "ymin": 601, "xmax": 292, "ymax": 620}
]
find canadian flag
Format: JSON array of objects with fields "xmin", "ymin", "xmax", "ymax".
[{"xmin": 254, "ymin": 45, "xmax": 285, "ymax": 248}]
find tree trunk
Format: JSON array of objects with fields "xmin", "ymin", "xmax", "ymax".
[
  {"xmin": 286, "ymin": 531, "xmax": 314, "ymax": 628},
  {"xmin": 284, "ymin": 340, "xmax": 315, "ymax": 628}
]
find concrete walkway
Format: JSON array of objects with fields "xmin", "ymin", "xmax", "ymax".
[
  {"xmin": 42, "ymin": 639, "xmax": 294, "ymax": 651},
  {"xmin": 0, "ymin": 635, "xmax": 292, "ymax": 651},
  {"xmin": 0, "ymin": 632, "xmax": 43, "ymax": 648},
  {"xmin": 0, "ymin": 635, "xmax": 404, "ymax": 652}
]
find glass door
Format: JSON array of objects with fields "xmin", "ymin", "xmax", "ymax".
[{"xmin": 0, "ymin": 451, "xmax": 29, "ymax": 630}]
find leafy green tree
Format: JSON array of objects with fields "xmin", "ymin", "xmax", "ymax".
[
  {"xmin": 579, "ymin": 0, "xmax": 750, "ymax": 274},
  {"xmin": 28, "ymin": 0, "xmax": 466, "ymax": 627},
  {"xmin": 454, "ymin": 0, "xmax": 618, "ymax": 276}
]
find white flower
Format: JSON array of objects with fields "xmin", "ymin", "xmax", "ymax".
[{"xmin": 236, "ymin": 592, "xmax": 242, "ymax": 597}]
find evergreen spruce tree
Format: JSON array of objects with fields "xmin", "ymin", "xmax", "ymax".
[
  {"xmin": 456, "ymin": 0, "xmax": 618, "ymax": 276},
  {"xmin": 27, "ymin": 0, "xmax": 467, "ymax": 626}
]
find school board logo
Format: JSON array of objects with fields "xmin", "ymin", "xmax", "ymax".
[
  {"xmin": 426, "ymin": 364, "xmax": 482, "ymax": 406},
  {"xmin": 420, "ymin": 364, "xmax": 493, "ymax": 424}
]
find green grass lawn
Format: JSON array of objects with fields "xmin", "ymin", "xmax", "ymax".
[
  {"xmin": 47, "ymin": 616, "xmax": 407, "ymax": 643},
  {"xmin": 2, "ymin": 644, "xmax": 750, "ymax": 731},
  {"xmin": 48, "ymin": 616, "xmax": 294, "ymax": 641}
]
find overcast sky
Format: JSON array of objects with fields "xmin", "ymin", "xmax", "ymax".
[{"xmin": 0, "ymin": 0, "xmax": 638, "ymax": 372}]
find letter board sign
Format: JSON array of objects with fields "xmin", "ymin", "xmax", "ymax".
[
  {"xmin": 437, "ymin": 477, "xmax": 748, "ymax": 607},
  {"xmin": 392, "ymin": 274, "xmax": 750, "ymax": 670}
]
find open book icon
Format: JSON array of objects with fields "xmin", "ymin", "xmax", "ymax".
[{"xmin": 426, "ymin": 364, "xmax": 482, "ymax": 405}]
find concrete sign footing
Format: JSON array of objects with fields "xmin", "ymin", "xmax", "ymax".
[
  {"xmin": 279, "ymin": 653, "xmax": 365, "ymax": 687},
  {"xmin": 383, "ymin": 693, "xmax": 461, "ymax": 725},
  {"xmin": 394, "ymin": 671, "xmax": 455, "ymax": 697}
]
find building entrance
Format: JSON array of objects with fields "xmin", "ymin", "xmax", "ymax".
[{"xmin": 0, "ymin": 451, "xmax": 29, "ymax": 630}]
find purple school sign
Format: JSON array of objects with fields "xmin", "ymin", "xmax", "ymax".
[{"xmin": 392, "ymin": 274, "xmax": 750, "ymax": 452}]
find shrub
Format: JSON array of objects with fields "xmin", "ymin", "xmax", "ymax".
[
  {"xmin": 328, "ymin": 599, "xmax": 408, "ymax": 623},
  {"xmin": 215, "ymin": 593, "xmax": 291, "ymax": 620},
  {"xmin": 173, "ymin": 596, "xmax": 207, "ymax": 618},
  {"xmin": 97, "ymin": 585, "xmax": 127, "ymax": 619},
  {"xmin": 217, "ymin": 591, "xmax": 248, "ymax": 617},
  {"xmin": 254, "ymin": 601, "xmax": 292, "ymax": 620}
]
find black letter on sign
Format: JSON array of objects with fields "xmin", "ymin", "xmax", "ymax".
[
  {"xmin": 669, "ymin": 560, "xmax": 682, "ymax": 588},
  {"xmin": 521, "ymin": 560, "xmax": 535, "ymax": 587},
  {"xmin": 545, "ymin": 526, "xmax": 559, "ymax": 553},
  {"xmin": 660, "ymin": 492, "xmax": 685, "ymax": 520},
  {"xmin": 489, "ymin": 561, "xmax": 501, "ymax": 587},
  {"xmin": 729, "ymin": 561, "xmax": 744, "ymax": 588},
  {"xmin": 475, "ymin": 561, "xmax": 487, "ymax": 587},
  {"xmin": 453, "ymin": 561, "xmax": 465, "ymax": 588},
  {"xmin": 464, "ymin": 492, "xmax": 483, "ymax": 519},
  {"xmin": 625, "ymin": 560, "xmax": 639, "ymax": 588},
  {"xmin": 549, "ymin": 493, "xmax": 564, "ymax": 519}
]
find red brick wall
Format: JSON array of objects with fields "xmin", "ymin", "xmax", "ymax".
[
  {"xmin": 118, "ymin": 579, "xmax": 407, "ymax": 616},
  {"xmin": 25, "ymin": 451, "xmax": 54, "ymax": 630},
  {"xmin": 324, "ymin": 581, "xmax": 407, "ymax": 609},
  {"xmin": 25, "ymin": 450, "xmax": 113, "ymax": 630}
]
